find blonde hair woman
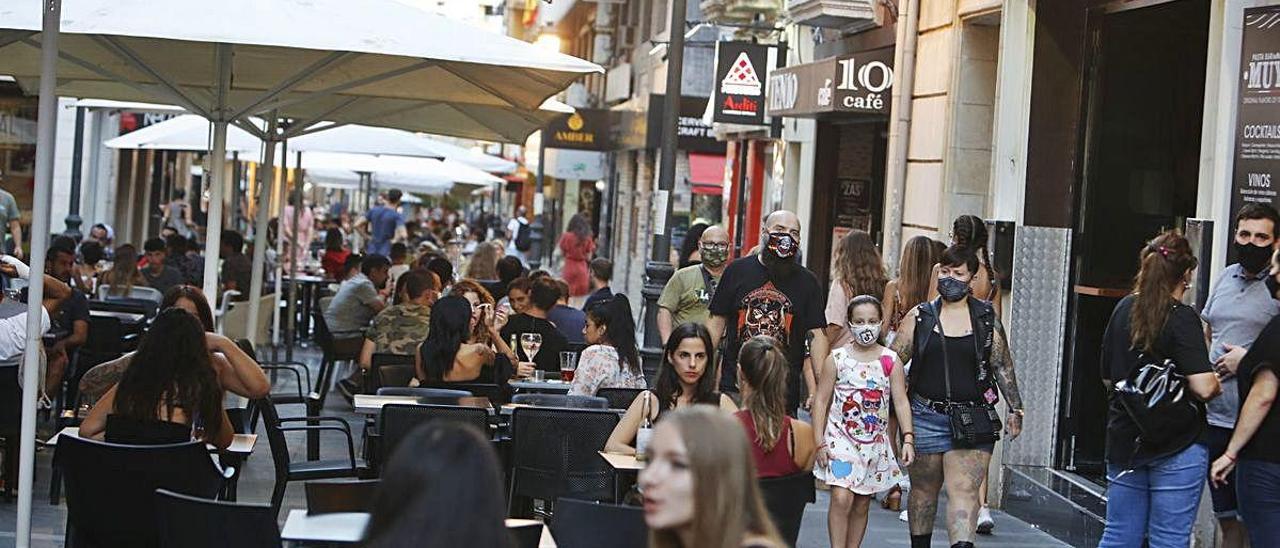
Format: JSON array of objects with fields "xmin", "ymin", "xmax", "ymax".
[{"xmin": 639, "ymin": 406, "xmax": 784, "ymax": 548}]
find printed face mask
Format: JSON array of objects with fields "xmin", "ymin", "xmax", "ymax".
[
  {"xmin": 766, "ymin": 232, "xmax": 799, "ymax": 259},
  {"xmin": 700, "ymin": 243, "xmax": 729, "ymax": 267},
  {"xmin": 849, "ymin": 322, "xmax": 881, "ymax": 346},
  {"xmin": 937, "ymin": 276, "xmax": 970, "ymax": 302}
]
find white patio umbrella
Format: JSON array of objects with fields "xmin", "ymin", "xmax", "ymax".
[
  {"xmin": 4, "ymin": 2, "xmax": 598, "ymax": 542},
  {"xmin": 0, "ymin": 0, "xmax": 599, "ymax": 298}
]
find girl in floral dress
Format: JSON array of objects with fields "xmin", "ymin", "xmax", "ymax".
[{"xmin": 813, "ymin": 295, "xmax": 915, "ymax": 548}]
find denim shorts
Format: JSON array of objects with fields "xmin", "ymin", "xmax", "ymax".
[{"xmin": 910, "ymin": 396, "xmax": 995, "ymax": 455}]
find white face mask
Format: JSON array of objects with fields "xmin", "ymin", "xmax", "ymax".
[{"xmin": 849, "ymin": 322, "xmax": 881, "ymax": 347}]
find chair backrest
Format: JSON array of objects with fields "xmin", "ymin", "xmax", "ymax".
[
  {"xmin": 155, "ymin": 489, "xmax": 281, "ymax": 548},
  {"xmin": 510, "ymin": 407, "xmax": 620, "ymax": 503},
  {"xmin": 757, "ymin": 472, "xmax": 816, "ymax": 547},
  {"xmin": 549, "ymin": 498, "xmax": 647, "ymax": 548},
  {"xmin": 83, "ymin": 315, "xmax": 125, "ymax": 355},
  {"xmin": 423, "ymin": 382, "xmax": 506, "ymax": 405},
  {"xmin": 369, "ymin": 353, "xmax": 416, "ymax": 393},
  {"xmin": 376, "ymin": 387, "xmax": 472, "ymax": 398},
  {"xmin": 104, "ymin": 415, "xmax": 192, "ymax": 445},
  {"xmin": 310, "ymin": 311, "xmax": 338, "ymax": 399},
  {"xmin": 595, "ymin": 388, "xmax": 645, "ymax": 410},
  {"xmin": 221, "ymin": 293, "xmax": 275, "ymax": 342},
  {"xmin": 55, "ymin": 435, "xmax": 226, "ymax": 548},
  {"xmin": 99, "ymin": 284, "xmax": 164, "ymax": 304},
  {"xmin": 0, "ymin": 364, "xmax": 19, "ymax": 432},
  {"xmin": 378, "ymin": 404, "xmax": 490, "ymax": 465},
  {"xmin": 304, "ymin": 479, "xmax": 382, "ymax": 514},
  {"xmin": 253, "ymin": 397, "xmax": 294, "ymax": 484},
  {"xmin": 511, "ymin": 394, "xmax": 608, "ymax": 409}
]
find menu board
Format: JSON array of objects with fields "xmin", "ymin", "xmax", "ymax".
[{"xmin": 1231, "ymin": 7, "xmax": 1280, "ymax": 223}]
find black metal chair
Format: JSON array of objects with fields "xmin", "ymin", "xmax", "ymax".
[
  {"xmin": 304, "ymin": 311, "xmax": 348, "ymax": 460},
  {"xmin": 758, "ymin": 472, "xmax": 816, "ymax": 547},
  {"xmin": 595, "ymin": 388, "xmax": 645, "ymax": 410},
  {"xmin": 549, "ymin": 498, "xmax": 647, "ymax": 548},
  {"xmin": 376, "ymin": 387, "xmax": 472, "ymax": 398},
  {"xmin": 257, "ymin": 397, "xmax": 366, "ymax": 517},
  {"xmin": 55, "ymin": 435, "xmax": 230, "ymax": 548},
  {"xmin": 511, "ymin": 393, "xmax": 609, "ymax": 409},
  {"xmin": 155, "ymin": 489, "xmax": 280, "ymax": 548},
  {"xmin": 0, "ymin": 363, "xmax": 19, "ymax": 501},
  {"xmin": 377, "ymin": 403, "xmax": 490, "ymax": 467},
  {"xmin": 367, "ymin": 353, "xmax": 416, "ymax": 393},
  {"xmin": 508, "ymin": 407, "xmax": 620, "ymax": 516},
  {"xmin": 304, "ymin": 478, "xmax": 382, "ymax": 514}
]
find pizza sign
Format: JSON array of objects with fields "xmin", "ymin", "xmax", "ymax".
[{"xmin": 714, "ymin": 42, "xmax": 770, "ymax": 125}]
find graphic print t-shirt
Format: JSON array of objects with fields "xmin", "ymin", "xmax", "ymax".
[{"xmin": 709, "ymin": 256, "xmax": 824, "ymax": 410}]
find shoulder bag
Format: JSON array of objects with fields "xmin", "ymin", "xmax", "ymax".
[{"xmin": 935, "ymin": 303, "xmax": 1002, "ymax": 447}]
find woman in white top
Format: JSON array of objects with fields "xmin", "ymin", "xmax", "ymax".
[{"xmin": 569, "ymin": 294, "xmax": 646, "ymax": 396}]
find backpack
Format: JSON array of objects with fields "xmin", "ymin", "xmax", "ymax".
[{"xmin": 514, "ymin": 221, "xmax": 532, "ymax": 251}]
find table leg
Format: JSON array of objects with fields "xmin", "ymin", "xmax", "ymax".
[{"xmin": 300, "ymin": 283, "xmax": 314, "ymax": 340}]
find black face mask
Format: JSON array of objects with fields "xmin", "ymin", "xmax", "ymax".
[{"xmin": 1235, "ymin": 242, "xmax": 1275, "ymax": 275}]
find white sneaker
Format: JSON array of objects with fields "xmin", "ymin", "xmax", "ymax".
[
  {"xmin": 898, "ymin": 509, "xmax": 908, "ymax": 523},
  {"xmin": 977, "ymin": 506, "xmax": 995, "ymax": 534}
]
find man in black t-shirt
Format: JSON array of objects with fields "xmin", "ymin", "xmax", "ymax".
[
  {"xmin": 499, "ymin": 276, "xmax": 569, "ymax": 374},
  {"xmin": 707, "ymin": 210, "xmax": 828, "ymax": 413},
  {"xmin": 26, "ymin": 245, "xmax": 89, "ymax": 398}
]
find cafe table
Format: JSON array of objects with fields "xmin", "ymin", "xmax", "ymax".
[
  {"xmin": 352, "ymin": 394, "xmax": 494, "ymax": 416},
  {"xmin": 507, "ymin": 379, "xmax": 572, "ymax": 394},
  {"xmin": 284, "ymin": 274, "xmax": 334, "ymax": 341},
  {"xmin": 599, "ymin": 451, "xmax": 644, "ymax": 503},
  {"xmin": 88, "ymin": 309, "xmax": 146, "ymax": 324},
  {"xmin": 280, "ymin": 510, "xmax": 556, "ymax": 546}
]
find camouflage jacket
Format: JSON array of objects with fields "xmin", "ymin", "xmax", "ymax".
[{"xmin": 364, "ymin": 303, "xmax": 431, "ymax": 356}]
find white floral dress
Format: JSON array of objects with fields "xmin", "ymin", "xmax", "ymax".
[{"xmin": 814, "ymin": 345, "xmax": 904, "ymax": 494}]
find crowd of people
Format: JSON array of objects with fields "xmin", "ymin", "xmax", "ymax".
[{"xmin": 11, "ymin": 177, "xmax": 1276, "ymax": 548}]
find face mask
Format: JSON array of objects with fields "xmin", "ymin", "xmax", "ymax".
[
  {"xmin": 700, "ymin": 243, "xmax": 729, "ymax": 268},
  {"xmin": 1234, "ymin": 241, "xmax": 1275, "ymax": 275},
  {"xmin": 849, "ymin": 323, "xmax": 881, "ymax": 346},
  {"xmin": 937, "ymin": 276, "xmax": 970, "ymax": 302},
  {"xmin": 766, "ymin": 232, "xmax": 799, "ymax": 259}
]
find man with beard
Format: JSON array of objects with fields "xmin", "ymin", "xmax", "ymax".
[{"xmin": 707, "ymin": 211, "xmax": 828, "ymax": 413}]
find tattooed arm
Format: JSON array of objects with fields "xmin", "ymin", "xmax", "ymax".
[
  {"xmin": 890, "ymin": 307, "xmax": 918, "ymax": 367},
  {"xmin": 991, "ymin": 317, "xmax": 1024, "ymax": 440}
]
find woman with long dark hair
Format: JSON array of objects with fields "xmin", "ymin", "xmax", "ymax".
[
  {"xmin": 604, "ymin": 323, "xmax": 736, "ymax": 455},
  {"xmin": 363, "ymin": 422, "xmax": 511, "ymax": 548},
  {"xmin": 568, "ymin": 295, "xmax": 646, "ymax": 396},
  {"xmin": 416, "ymin": 295, "xmax": 515, "ymax": 383},
  {"xmin": 640, "ymin": 406, "xmax": 784, "ymax": 548},
  {"xmin": 825, "ymin": 229, "xmax": 888, "ymax": 348},
  {"xmin": 890, "ymin": 245, "xmax": 1024, "ymax": 548},
  {"xmin": 557, "ymin": 213, "xmax": 596, "ymax": 301},
  {"xmin": 1097, "ymin": 231, "xmax": 1221, "ymax": 547},
  {"xmin": 322, "ymin": 227, "xmax": 351, "ymax": 280},
  {"xmin": 80, "ymin": 308, "xmax": 234, "ymax": 448}
]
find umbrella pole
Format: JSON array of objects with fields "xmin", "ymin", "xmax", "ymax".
[
  {"xmin": 17, "ymin": 2, "xmax": 60, "ymax": 546},
  {"xmin": 246, "ymin": 117, "xmax": 280, "ymax": 347},
  {"xmin": 272, "ymin": 137, "xmax": 288, "ymax": 358},
  {"xmin": 202, "ymin": 120, "xmax": 229, "ymax": 304}
]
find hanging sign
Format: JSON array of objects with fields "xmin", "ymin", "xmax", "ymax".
[
  {"xmin": 767, "ymin": 47, "xmax": 894, "ymax": 117},
  {"xmin": 1231, "ymin": 6, "xmax": 1280, "ymax": 227},
  {"xmin": 713, "ymin": 42, "xmax": 770, "ymax": 125}
]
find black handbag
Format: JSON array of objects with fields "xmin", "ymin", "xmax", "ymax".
[
  {"xmin": 1114, "ymin": 357, "xmax": 1199, "ymax": 447},
  {"xmin": 936, "ymin": 304, "xmax": 1001, "ymax": 447}
]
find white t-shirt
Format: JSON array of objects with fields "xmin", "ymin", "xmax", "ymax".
[
  {"xmin": 0, "ymin": 307, "xmax": 51, "ymax": 361},
  {"xmin": 506, "ymin": 217, "xmax": 527, "ymax": 253}
]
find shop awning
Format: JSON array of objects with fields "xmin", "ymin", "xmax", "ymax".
[{"xmin": 689, "ymin": 152, "xmax": 725, "ymax": 195}]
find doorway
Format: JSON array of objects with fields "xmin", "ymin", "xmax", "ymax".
[{"xmin": 1058, "ymin": 0, "xmax": 1209, "ymax": 478}]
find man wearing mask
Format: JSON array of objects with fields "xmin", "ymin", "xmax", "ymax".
[
  {"xmin": 657, "ymin": 225, "xmax": 731, "ymax": 343},
  {"xmin": 1200, "ymin": 202, "xmax": 1280, "ymax": 547},
  {"xmin": 707, "ymin": 211, "xmax": 828, "ymax": 413}
]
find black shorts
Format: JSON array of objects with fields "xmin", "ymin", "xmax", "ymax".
[{"xmin": 1204, "ymin": 425, "xmax": 1239, "ymax": 520}]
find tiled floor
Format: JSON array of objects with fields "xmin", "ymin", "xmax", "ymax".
[{"xmin": 0, "ymin": 344, "xmax": 1069, "ymax": 547}]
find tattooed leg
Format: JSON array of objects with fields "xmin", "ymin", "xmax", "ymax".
[
  {"xmin": 907, "ymin": 453, "xmax": 944, "ymax": 536},
  {"xmin": 942, "ymin": 449, "xmax": 991, "ymax": 544}
]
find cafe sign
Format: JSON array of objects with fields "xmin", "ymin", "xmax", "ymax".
[
  {"xmin": 767, "ymin": 47, "xmax": 894, "ymax": 117},
  {"xmin": 544, "ymin": 109, "xmax": 614, "ymax": 151}
]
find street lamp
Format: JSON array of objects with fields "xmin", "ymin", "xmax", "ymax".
[{"xmin": 639, "ymin": 0, "xmax": 688, "ymax": 375}]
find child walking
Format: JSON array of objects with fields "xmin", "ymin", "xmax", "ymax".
[{"xmin": 813, "ymin": 295, "xmax": 915, "ymax": 548}]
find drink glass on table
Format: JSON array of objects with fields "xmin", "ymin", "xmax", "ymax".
[
  {"xmin": 559, "ymin": 351, "xmax": 578, "ymax": 382},
  {"xmin": 520, "ymin": 333, "xmax": 542, "ymax": 363}
]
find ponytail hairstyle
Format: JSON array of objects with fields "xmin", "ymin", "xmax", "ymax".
[
  {"xmin": 586, "ymin": 294, "xmax": 641, "ymax": 377},
  {"xmin": 736, "ymin": 336, "xmax": 790, "ymax": 452},
  {"xmin": 1130, "ymin": 231, "xmax": 1198, "ymax": 353},
  {"xmin": 952, "ymin": 214, "xmax": 997, "ymax": 286}
]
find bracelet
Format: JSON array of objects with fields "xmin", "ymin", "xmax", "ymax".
[
  {"xmin": 1008, "ymin": 409, "xmax": 1025, "ymax": 417},
  {"xmin": 901, "ymin": 431, "xmax": 914, "ymax": 438},
  {"xmin": 902, "ymin": 441, "xmax": 914, "ymax": 446},
  {"xmin": 1223, "ymin": 452, "xmax": 1237, "ymax": 464}
]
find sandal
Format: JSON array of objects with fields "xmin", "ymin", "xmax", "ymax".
[{"xmin": 881, "ymin": 486, "xmax": 903, "ymax": 511}]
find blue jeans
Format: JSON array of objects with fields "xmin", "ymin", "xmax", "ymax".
[
  {"xmin": 1099, "ymin": 443, "xmax": 1208, "ymax": 548},
  {"xmin": 1237, "ymin": 459, "xmax": 1280, "ymax": 546}
]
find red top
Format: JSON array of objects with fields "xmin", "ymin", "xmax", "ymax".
[
  {"xmin": 322, "ymin": 249, "xmax": 350, "ymax": 280},
  {"xmin": 735, "ymin": 409, "xmax": 802, "ymax": 478}
]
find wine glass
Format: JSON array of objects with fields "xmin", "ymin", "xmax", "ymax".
[{"xmin": 520, "ymin": 332, "xmax": 543, "ymax": 365}]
